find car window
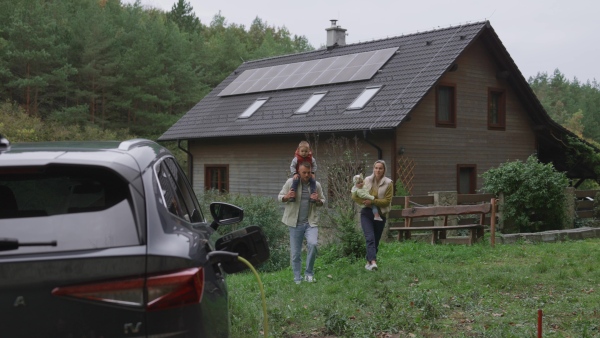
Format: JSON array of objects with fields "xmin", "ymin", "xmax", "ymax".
[
  {"xmin": 0, "ymin": 164, "xmax": 139, "ymax": 255},
  {"xmin": 155, "ymin": 158, "xmax": 203, "ymax": 223}
]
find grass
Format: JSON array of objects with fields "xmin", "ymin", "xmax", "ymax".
[{"xmin": 226, "ymin": 238, "xmax": 600, "ymax": 337}]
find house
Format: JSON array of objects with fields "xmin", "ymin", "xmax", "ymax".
[{"xmin": 159, "ymin": 20, "xmax": 595, "ymax": 197}]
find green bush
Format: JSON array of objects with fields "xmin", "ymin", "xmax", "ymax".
[
  {"xmin": 0, "ymin": 101, "xmax": 133, "ymax": 142},
  {"xmin": 315, "ymin": 135, "xmax": 368, "ymax": 261},
  {"xmin": 320, "ymin": 210, "xmax": 366, "ymax": 263},
  {"xmin": 481, "ymin": 155, "xmax": 569, "ymax": 232},
  {"xmin": 197, "ymin": 190, "xmax": 288, "ymax": 272}
]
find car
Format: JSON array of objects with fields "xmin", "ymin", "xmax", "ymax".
[{"xmin": 0, "ymin": 136, "xmax": 269, "ymax": 337}]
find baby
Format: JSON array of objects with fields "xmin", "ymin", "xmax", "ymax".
[{"xmin": 351, "ymin": 174, "xmax": 383, "ymax": 221}]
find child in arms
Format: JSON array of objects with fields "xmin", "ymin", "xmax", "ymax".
[{"xmin": 352, "ymin": 174, "xmax": 383, "ymax": 221}]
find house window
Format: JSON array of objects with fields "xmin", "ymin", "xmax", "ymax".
[
  {"xmin": 205, "ymin": 165, "xmax": 229, "ymax": 193},
  {"xmin": 347, "ymin": 86, "xmax": 382, "ymax": 110},
  {"xmin": 436, "ymin": 84, "xmax": 456, "ymax": 127},
  {"xmin": 239, "ymin": 98, "xmax": 268, "ymax": 119},
  {"xmin": 296, "ymin": 92, "xmax": 327, "ymax": 114},
  {"xmin": 488, "ymin": 88, "xmax": 506, "ymax": 130},
  {"xmin": 457, "ymin": 164, "xmax": 476, "ymax": 194}
]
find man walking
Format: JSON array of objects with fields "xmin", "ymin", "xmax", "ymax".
[{"xmin": 278, "ymin": 161, "xmax": 325, "ymax": 284}]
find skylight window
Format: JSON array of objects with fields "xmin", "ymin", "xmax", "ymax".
[
  {"xmin": 347, "ymin": 86, "xmax": 382, "ymax": 110},
  {"xmin": 239, "ymin": 98, "xmax": 268, "ymax": 119},
  {"xmin": 296, "ymin": 92, "xmax": 327, "ymax": 114}
]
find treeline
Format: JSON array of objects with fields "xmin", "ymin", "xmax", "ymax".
[
  {"xmin": 0, "ymin": 0, "xmax": 313, "ymax": 139},
  {"xmin": 529, "ymin": 70, "xmax": 600, "ymax": 145}
]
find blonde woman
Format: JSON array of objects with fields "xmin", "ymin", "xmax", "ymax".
[{"xmin": 351, "ymin": 160, "xmax": 393, "ymax": 271}]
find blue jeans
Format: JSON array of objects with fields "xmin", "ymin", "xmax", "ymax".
[
  {"xmin": 289, "ymin": 222, "xmax": 318, "ymax": 282},
  {"xmin": 360, "ymin": 207, "xmax": 386, "ymax": 262}
]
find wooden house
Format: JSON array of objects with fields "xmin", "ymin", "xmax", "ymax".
[{"xmin": 159, "ymin": 20, "xmax": 594, "ymax": 197}]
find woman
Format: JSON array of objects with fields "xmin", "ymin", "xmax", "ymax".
[{"xmin": 351, "ymin": 160, "xmax": 393, "ymax": 271}]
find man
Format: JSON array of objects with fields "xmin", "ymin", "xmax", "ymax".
[{"xmin": 278, "ymin": 161, "xmax": 325, "ymax": 284}]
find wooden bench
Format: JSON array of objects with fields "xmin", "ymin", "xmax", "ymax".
[{"xmin": 389, "ymin": 197, "xmax": 497, "ymax": 245}]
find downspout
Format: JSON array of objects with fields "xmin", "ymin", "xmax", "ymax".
[
  {"xmin": 363, "ymin": 130, "xmax": 382, "ymax": 160},
  {"xmin": 178, "ymin": 139, "xmax": 194, "ymax": 186}
]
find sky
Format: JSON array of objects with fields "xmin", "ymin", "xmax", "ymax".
[{"xmin": 125, "ymin": 0, "xmax": 600, "ymax": 83}]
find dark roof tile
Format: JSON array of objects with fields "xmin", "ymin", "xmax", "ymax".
[{"xmin": 160, "ymin": 22, "xmax": 488, "ymax": 140}]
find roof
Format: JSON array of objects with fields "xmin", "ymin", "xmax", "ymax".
[
  {"xmin": 158, "ymin": 21, "xmax": 599, "ymax": 181},
  {"xmin": 159, "ymin": 21, "xmax": 491, "ymax": 141}
]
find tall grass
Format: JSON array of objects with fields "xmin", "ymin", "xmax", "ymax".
[{"xmin": 227, "ymin": 239, "xmax": 600, "ymax": 337}]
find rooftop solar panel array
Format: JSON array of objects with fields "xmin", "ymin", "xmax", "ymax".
[{"xmin": 218, "ymin": 47, "xmax": 399, "ymax": 96}]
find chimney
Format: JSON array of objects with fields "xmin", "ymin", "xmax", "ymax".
[{"xmin": 326, "ymin": 20, "xmax": 346, "ymax": 48}]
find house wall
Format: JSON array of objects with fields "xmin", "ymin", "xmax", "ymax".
[
  {"xmin": 189, "ymin": 133, "xmax": 394, "ymax": 198},
  {"xmin": 395, "ymin": 39, "xmax": 536, "ymax": 195}
]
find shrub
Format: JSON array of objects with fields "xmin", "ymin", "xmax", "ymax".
[
  {"xmin": 197, "ymin": 190, "xmax": 288, "ymax": 272},
  {"xmin": 315, "ymin": 135, "xmax": 368, "ymax": 260},
  {"xmin": 481, "ymin": 155, "xmax": 569, "ymax": 232},
  {"xmin": 0, "ymin": 101, "xmax": 133, "ymax": 142}
]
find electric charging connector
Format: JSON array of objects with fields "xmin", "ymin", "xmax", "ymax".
[{"xmin": 208, "ymin": 251, "xmax": 268, "ymax": 337}]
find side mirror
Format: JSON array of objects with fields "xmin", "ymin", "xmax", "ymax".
[
  {"xmin": 214, "ymin": 225, "xmax": 270, "ymax": 274},
  {"xmin": 209, "ymin": 202, "xmax": 243, "ymax": 230}
]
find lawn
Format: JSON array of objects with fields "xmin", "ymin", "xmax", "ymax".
[{"xmin": 227, "ymin": 238, "xmax": 600, "ymax": 337}]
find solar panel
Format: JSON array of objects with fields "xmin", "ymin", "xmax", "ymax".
[{"xmin": 218, "ymin": 47, "xmax": 398, "ymax": 96}]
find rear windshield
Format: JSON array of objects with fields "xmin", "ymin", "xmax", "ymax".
[{"xmin": 0, "ymin": 165, "xmax": 140, "ymax": 255}]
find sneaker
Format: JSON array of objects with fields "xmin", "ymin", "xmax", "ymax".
[
  {"xmin": 304, "ymin": 275, "xmax": 316, "ymax": 283},
  {"xmin": 294, "ymin": 280, "xmax": 301, "ymax": 285},
  {"xmin": 365, "ymin": 263, "xmax": 372, "ymax": 271},
  {"xmin": 370, "ymin": 263, "xmax": 378, "ymax": 271},
  {"xmin": 374, "ymin": 215, "xmax": 383, "ymax": 221}
]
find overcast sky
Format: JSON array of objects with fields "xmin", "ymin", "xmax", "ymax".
[{"xmin": 126, "ymin": 0, "xmax": 599, "ymax": 83}]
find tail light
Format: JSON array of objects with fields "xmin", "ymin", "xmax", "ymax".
[{"xmin": 52, "ymin": 267, "xmax": 204, "ymax": 311}]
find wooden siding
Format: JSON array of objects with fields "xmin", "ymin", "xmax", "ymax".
[
  {"xmin": 189, "ymin": 133, "xmax": 394, "ymax": 198},
  {"xmin": 395, "ymin": 39, "xmax": 536, "ymax": 195}
]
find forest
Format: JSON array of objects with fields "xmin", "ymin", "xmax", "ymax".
[
  {"xmin": 0, "ymin": 0, "xmax": 312, "ymax": 140},
  {"xmin": 1, "ymin": 0, "xmax": 600, "ymax": 148}
]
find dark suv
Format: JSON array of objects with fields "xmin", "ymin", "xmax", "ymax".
[{"xmin": 0, "ymin": 137, "xmax": 269, "ymax": 337}]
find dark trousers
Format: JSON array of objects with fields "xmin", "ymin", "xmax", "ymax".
[
  {"xmin": 360, "ymin": 207, "xmax": 386, "ymax": 262},
  {"xmin": 291, "ymin": 176, "xmax": 316, "ymax": 194}
]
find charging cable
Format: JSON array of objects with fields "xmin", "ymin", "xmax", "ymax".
[
  {"xmin": 208, "ymin": 251, "xmax": 268, "ymax": 337},
  {"xmin": 237, "ymin": 256, "xmax": 268, "ymax": 337}
]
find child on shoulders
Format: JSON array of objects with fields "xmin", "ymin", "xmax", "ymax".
[{"xmin": 289, "ymin": 141, "xmax": 317, "ymax": 202}]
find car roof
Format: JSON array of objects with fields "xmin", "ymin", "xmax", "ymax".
[{"xmin": 0, "ymin": 139, "xmax": 170, "ymax": 181}]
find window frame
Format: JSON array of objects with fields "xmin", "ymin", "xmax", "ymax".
[
  {"xmin": 204, "ymin": 164, "xmax": 229, "ymax": 193},
  {"xmin": 456, "ymin": 164, "xmax": 477, "ymax": 194},
  {"xmin": 346, "ymin": 86, "xmax": 382, "ymax": 110},
  {"xmin": 296, "ymin": 91, "xmax": 327, "ymax": 114},
  {"xmin": 435, "ymin": 83, "xmax": 457, "ymax": 127},
  {"xmin": 239, "ymin": 97, "xmax": 269, "ymax": 119},
  {"xmin": 155, "ymin": 157, "xmax": 204, "ymax": 223},
  {"xmin": 488, "ymin": 88, "xmax": 506, "ymax": 130}
]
